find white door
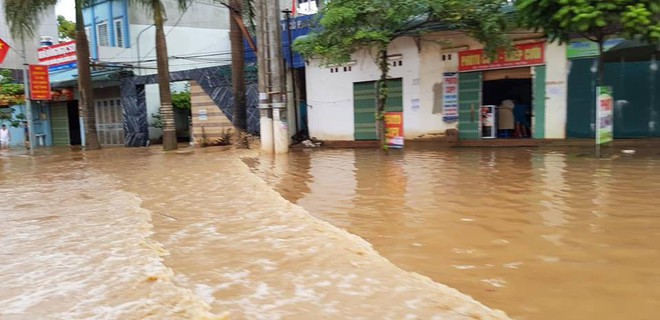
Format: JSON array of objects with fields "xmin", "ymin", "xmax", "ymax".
[{"xmin": 95, "ymin": 98, "xmax": 124, "ymax": 145}]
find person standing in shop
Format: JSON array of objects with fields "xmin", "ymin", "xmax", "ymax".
[
  {"xmin": 514, "ymin": 100, "xmax": 531, "ymax": 138},
  {"xmin": 497, "ymin": 99, "xmax": 515, "ymax": 138}
]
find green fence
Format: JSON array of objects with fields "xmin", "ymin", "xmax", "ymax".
[{"xmin": 567, "ymin": 59, "xmax": 659, "ymax": 138}]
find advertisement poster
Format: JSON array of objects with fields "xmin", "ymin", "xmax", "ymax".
[
  {"xmin": 442, "ymin": 72, "xmax": 459, "ymax": 122},
  {"xmin": 596, "ymin": 86, "xmax": 613, "ymax": 145},
  {"xmin": 29, "ymin": 65, "xmax": 51, "ymax": 100},
  {"xmin": 385, "ymin": 112, "xmax": 404, "ymax": 148},
  {"xmin": 481, "ymin": 105, "xmax": 496, "ymax": 138}
]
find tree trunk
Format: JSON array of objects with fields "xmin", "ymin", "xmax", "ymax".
[
  {"xmin": 75, "ymin": 0, "xmax": 101, "ymax": 150},
  {"xmin": 376, "ymin": 47, "xmax": 389, "ymax": 149},
  {"xmin": 154, "ymin": 2, "xmax": 177, "ymax": 151},
  {"xmin": 230, "ymin": 0, "xmax": 247, "ymax": 133},
  {"xmin": 597, "ymin": 39, "xmax": 605, "ymax": 87}
]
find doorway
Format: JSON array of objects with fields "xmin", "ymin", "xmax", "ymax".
[
  {"xmin": 482, "ymin": 67, "xmax": 533, "ymax": 138},
  {"xmin": 50, "ymin": 102, "xmax": 81, "ymax": 146},
  {"xmin": 353, "ymin": 78, "xmax": 403, "ymax": 140}
]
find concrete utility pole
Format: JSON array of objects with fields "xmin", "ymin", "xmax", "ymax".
[
  {"xmin": 21, "ymin": 38, "xmax": 35, "ymax": 156},
  {"xmin": 256, "ymin": 0, "xmax": 288, "ymax": 154},
  {"xmin": 282, "ymin": 9, "xmax": 299, "ymax": 135}
]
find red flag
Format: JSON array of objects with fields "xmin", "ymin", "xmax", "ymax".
[
  {"xmin": 291, "ymin": 0, "xmax": 296, "ymax": 15},
  {"xmin": 0, "ymin": 38, "xmax": 10, "ymax": 64}
]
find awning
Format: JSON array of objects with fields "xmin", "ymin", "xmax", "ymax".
[
  {"xmin": 50, "ymin": 68, "xmax": 130, "ymax": 88},
  {"xmin": 603, "ymin": 39, "xmax": 660, "ymax": 62}
]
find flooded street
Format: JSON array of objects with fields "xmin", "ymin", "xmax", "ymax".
[
  {"xmin": 1, "ymin": 147, "xmax": 508, "ymax": 319},
  {"xmin": 249, "ymin": 147, "xmax": 660, "ymax": 320}
]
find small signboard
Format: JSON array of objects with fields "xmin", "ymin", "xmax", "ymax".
[
  {"xmin": 38, "ymin": 41, "xmax": 77, "ymax": 73},
  {"xmin": 442, "ymin": 72, "xmax": 459, "ymax": 122},
  {"xmin": 198, "ymin": 109, "xmax": 208, "ymax": 121},
  {"xmin": 596, "ymin": 86, "xmax": 613, "ymax": 145},
  {"xmin": 385, "ymin": 112, "xmax": 404, "ymax": 148},
  {"xmin": 29, "ymin": 65, "xmax": 51, "ymax": 100},
  {"xmin": 458, "ymin": 42, "xmax": 545, "ymax": 72},
  {"xmin": 566, "ymin": 38, "xmax": 623, "ymax": 59}
]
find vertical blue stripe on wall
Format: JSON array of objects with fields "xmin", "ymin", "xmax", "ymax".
[
  {"xmin": 90, "ymin": 4, "xmax": 98, "ymax": 59},
  {"xmin": 108, "ymin": 0, "xmax": 115, "ymax": 47},
  {"xmin": 123, "ymin": 0, "xmax": 130, "ymax": 48}
]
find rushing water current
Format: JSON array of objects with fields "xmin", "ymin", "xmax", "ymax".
[
  {"xmin": 1, "ymin": 146, "xmax": 510, "ymax": 319},
  {"xmin": 248, "ymin": 146, "xmax": 660, "ymax": 320}
]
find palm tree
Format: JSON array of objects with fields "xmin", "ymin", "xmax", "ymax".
[
  {"xmin": 218, "ymin": 0, "xmax": 256, "ymax": 136},
  {"xmin": 132, "ymin": 0, "xmax": 193, "ymax": 151},
  {"xmin": 4, "ymin": 0, "xmax": 102, "ymax": 150},
  {"xmin": 229, "ymin": 0, "xmax": 247, "ymax": 133}
]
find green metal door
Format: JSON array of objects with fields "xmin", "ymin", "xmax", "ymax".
[
  {"xmin": 533, "ymin": 65, "xmax": 546, "ymax": 138},
  {"xmin": 50, "ymin": 103, "xmax": 70, "ymax": 146},
  {"xmin": 385, "ymin": 78, "xmax": 403, "ymax": 112},
  {"xmin": 353, "ymin": 78, "xmax": 403, "ymax": 140},
  {"xmin": 567, "ymin": 58, "xmax": 597, "ymax": 138},
  {"xmin": 458, "ymin": 72, "xmax": 482, "ymax": 140}
]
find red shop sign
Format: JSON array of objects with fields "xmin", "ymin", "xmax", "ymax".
[
  {"xmin": 458, "ymin": 42, "xmax": 545, "ymax": 72},
  {"xmin": 29, "ymin": 65, "xmax": 52, "ymax": 100}
]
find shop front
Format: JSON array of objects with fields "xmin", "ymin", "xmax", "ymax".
[
  {"xmin": 48, "ymin": 88, "xmax": 81, "ymax": 147},
  {"xmin": 566, "ymin": 38, "xmax": 660, "ymax": 139},
  {"xmin": 456, "ymin": 42, "xmax": 547, "ymax": 141}
]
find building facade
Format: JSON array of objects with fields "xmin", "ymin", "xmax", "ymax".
[
  {"xmin": 0, "ymin": 0, "xmax": 58, "ymax": 147},
  {"xmin": 44, "ymin": 0, "xmax": 235, "ymax": 148},
  {"xmin": 304, "ymin": 31, "xmax": 569, "ymax": 142}
]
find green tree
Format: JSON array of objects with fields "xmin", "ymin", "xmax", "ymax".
[
  {"xmin": 515, "ymin": 0, "xmax": 660, "ymax": 85},
  {"xmin": 131, "ymin": 0, "xmax": 194, "ymax": 151},
  {"xmin": 295, "ymin": 0, "xmax": 511, "ymax": 148},
  {"xmin": 0, "ymin": 69, "xmax": 25, "ymax": 106},
  {"xmin": 4, "ymin": 0, "xmax": 102, "ymax": 150},
  {"xmin": 171, "ymin": 85, "xmax": 191, "ymax": 110},
  {"xmin": 57, "ymin": 15, "xmax": 76, "ymax": 40},
  {"xmin": 0, "ymin": 70, "xmax": 26, "ymax": 127}
]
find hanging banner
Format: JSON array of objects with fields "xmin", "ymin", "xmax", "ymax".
[
  {"xmin": 459, "ymin": 42, "xmax": 545, "ymax": 72},
  {"xmin": 596, "ymin": 86, "xmax": 613, "ymax": 145},
  {"xmin": 442, "ymin": 72, "xmax": 459, "ymax": 122},
  {"xmin": 29, "ymin": 65, "xmax": 52, "ymax": 100},
  {"xmin": 0, "ymin": 38, "xmax": 10, "ymax": 64},
  {"xmin": 385, "ymin": 112, "xmax": 404, "ymax": 148}
]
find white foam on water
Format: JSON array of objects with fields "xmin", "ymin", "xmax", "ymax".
[{"xmin": 0, "ymin": 170, "xmax": 224, "ymax": 319}]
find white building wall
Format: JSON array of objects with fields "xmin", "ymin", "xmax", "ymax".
[
  {"xmin": 305, "ymin": 30, "xmax": 570, "ymax": 141},
  {"xmin": 544, "ymin": 42, "xmax": 568, "ymax": 139},
  {"xmin": 0, "ymin": 0, "xmax": 58, "ymax": 68},
  {"xmin": 417, "ymin": 33, "xmax": 495, "ymax": 137},
  {"xmin": 305, "ymin": 36, "xmax": 420, "ymax": 141},
  {"xmin": 97, "ymin": 24, "xmax": 230, "ymax": 75}
]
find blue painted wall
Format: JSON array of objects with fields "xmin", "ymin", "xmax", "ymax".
[
  {"xmin": 83, "ymin": 0, "xmax": 130, "ymax": 60},
  {"xmin": 245, "ymin": 14, "xmax": 316, "ymax": 69},
  {"xmin": 3, "ymin": 104, "xmax": 50, "ymax": 147}
]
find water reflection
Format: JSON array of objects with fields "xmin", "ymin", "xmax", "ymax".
[{"xmin": 251, "ymin": 147, "xmax": 660, "ymax": 320}]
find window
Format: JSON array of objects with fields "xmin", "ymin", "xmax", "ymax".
[
  {"xmin": 97, "ymin": 22, "xmax": 109, "ymax": 47},
  {"xmin": 85, "ymin": 27, "xmax": 91, "ymax": 41},
  {"xmin": 114, "ymin": 19, "xmax": 124, "ymax": 48}
]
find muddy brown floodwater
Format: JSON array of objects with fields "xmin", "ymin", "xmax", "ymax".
[
  {"xmin": 1, "ymin": 146, "xmax": 510, "ymax": 320},
  {"xmin": 248, "ymin": 146, "xmax": 660, "ymax": 320}
]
